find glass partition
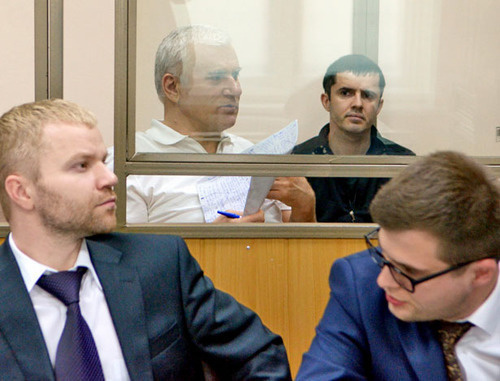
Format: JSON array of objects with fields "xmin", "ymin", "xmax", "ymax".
[
  {"xmin": 113, "ymin": 0, "xmax": 500, "ymax": 236},
  {"xmin": 134, "ymin": 0, "xmax": 354, "ymax": 146},
  {"xmin": 378, "ymin": 0, "xmax": 500, "ymax": 155},
  {"xmin": 131, "ymin": 0, "xmax": 500, "ymax": 157}
]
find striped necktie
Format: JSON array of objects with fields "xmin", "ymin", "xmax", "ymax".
[{"xmin": 37, "ymin": 267, "xmax": 105, "ymax": 381}]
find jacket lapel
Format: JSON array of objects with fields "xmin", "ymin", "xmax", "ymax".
[
  {"xmin": 396, "ymin": 319, "xmax": 448, "ymax": 380},
  {"xmin": 0, "ymin": 241, "xmax": 55, "ymax": 380},
  {"xmin": 87, "ymin": 239, "xmax": 154, "ymax": 381}
]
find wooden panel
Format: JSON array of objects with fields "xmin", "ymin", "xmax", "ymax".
[{"xmin": 186, "ymin": 238, "xmax": 367, "ymax": 377}]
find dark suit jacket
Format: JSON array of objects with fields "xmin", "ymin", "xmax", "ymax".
[
  {"xmin": 0, "ymin": 233, "xmax": 291, "ymax": 380},
  {"xmin": 296, "ymin": 250, "xmax": 448, "ymax": 381}
]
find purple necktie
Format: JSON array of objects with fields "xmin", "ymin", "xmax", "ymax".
[{"xmin": 37, "ymin": 267, "xmax": 105, "ymax": 381}]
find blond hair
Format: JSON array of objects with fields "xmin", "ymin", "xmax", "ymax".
[{"xmin": 0, "ymin": 99, "xmax": 97, "ymax": 221}]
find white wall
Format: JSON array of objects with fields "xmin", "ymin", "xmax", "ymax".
[
  {"xmin": 64, "ymin": 0, "xmax": 115, "ymax": 147},
  {"xmin": 0, "ymin": 1, "xmax": 34, "ymax": 115},
  {"xmin": 0, "ymin": 1, "xmax": 35, "ymax": 223}
]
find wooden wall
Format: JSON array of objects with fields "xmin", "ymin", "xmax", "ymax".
[
  {"xmin": 186, "ymin": 238, "xmax": 366, "ymax": 377},
  {"xmin": 0, "ymin": 236, "xmax": 366, "ymax": 377}
]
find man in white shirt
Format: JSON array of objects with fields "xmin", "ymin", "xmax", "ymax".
[
  {"xmin": 108, "ymin": 25, "xmax": 316, "ymax": 223},
  {"xmin": 0, "ymin": 99, "xmax": 291, "ymax": 380},
  {"xmin": 297, "ymin": 151, "xmax": 500, "ymax": 380}
]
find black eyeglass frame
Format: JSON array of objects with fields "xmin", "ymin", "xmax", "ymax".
[{"xmin": 364, "ymin": 227, "xmax": 491, "ymax": 293}]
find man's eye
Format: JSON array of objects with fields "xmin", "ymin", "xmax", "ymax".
[
  {"xmin": 208, "ymin": 75, "xmax": 223, "ymax": 81},
  {"xmin": 339, "ymin": 89, "xmax": 352, "ymax": 97}
]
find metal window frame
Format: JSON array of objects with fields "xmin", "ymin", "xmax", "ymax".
[{"xmin": 35, "ymin": 0, "xmax": 63, "ymax": 100}]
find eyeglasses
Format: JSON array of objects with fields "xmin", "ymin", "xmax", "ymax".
[{"xmin": 364, "ymin": 228, "xmax": 480, "ymax": 293}]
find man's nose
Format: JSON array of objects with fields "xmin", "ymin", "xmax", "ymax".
[
  {"xmin": 222, "ymin": 77, "xmax": 242, "ymax": 97},
  {"xmin": 97, "ymin": 163, "xmax": 118, "ymax": 189},
  {"xmin": 376, "ymin": 265, "xmax": 397, "ymax": 290},
  {"xmin": 351, "ymin": 91, "xmax": 363, "ymax": 107}
]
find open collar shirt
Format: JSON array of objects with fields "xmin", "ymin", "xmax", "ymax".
[
  {"xmin": 9, "ymin": 234, "xmax": 130, "ymax": 380},
  {"xmin": 292, "ymin": 124, "xmax": 415, "ymax": 222},
  {"xmin": 112, "ymin": 119, "xmax": 285, "ymax": 223}
]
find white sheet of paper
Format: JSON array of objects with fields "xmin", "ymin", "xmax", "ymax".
[
  {"xmin": 243, "ymin": 176, "xmax": 276, "ymax": 215},
  {"xmin": 198, "ymin": 176, "xmax": 250, "ymax": 223},
  {"xmin": 197, "ymin": 120, "xmax": 298, "ymax": 222},
  {"xmin": 242, "ymin": 120, "xmax": 298, "ymax": 214},
  {"xmin": 242, "ymin": 120, "xmax": 298, "ymax": 155}
]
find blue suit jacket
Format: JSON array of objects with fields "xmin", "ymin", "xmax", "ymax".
[
  {"xmin": 0, "ymin": 233, "xmax": 291, "ymax": 380},
  {"xmin": 296, "ymin": 250, "xmax": 448, "ymax": 381}
]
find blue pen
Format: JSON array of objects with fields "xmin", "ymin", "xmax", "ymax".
[{"xmin": 217, "ymin": 210, "xmax": 241, "ymax": 219}]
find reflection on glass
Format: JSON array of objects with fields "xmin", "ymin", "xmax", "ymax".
[{"xmin": 293, "ymin": 55, "xmax": 415, "ymax": 222}]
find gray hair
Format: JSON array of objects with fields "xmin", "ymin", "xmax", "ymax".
[{"xmin": 154, "ymin": 25, "xmax": 232, "ymax": 100}]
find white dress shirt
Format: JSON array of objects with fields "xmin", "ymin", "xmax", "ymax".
[
  {"xmin": 107, "ymin": 119, "xmax": 287, "ymax": 223},
  {"xmin": 457, "ymin": 264, "xmax": 500, "ymax": 380},
  {"xmin": 9, "ymin": 234, "xmax": 130, "ymax": 380}
]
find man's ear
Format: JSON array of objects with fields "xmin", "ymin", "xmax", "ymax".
[
  {"xmin": 376, "ymin": 97, "xmax": 384, "ymax": 116},
  {"xmin": 162, "ymin": 73, "xmax": 181, "ymax": 103},
  {"xmin": 4, "ymin": 174, "xmax": 35, "ymax": 211},
  {"xmin": 470, "ymin": 258, "xmax": 498, "ymax": 287},
  {"xmin": 320, "ymin": 93, "xmax": 330, "ymax": 112}
]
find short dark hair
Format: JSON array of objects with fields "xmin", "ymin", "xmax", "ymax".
[
  {"xmin": 322, "ymin": 54, "xmax": 386, "ymax": 97},
  {"xmin": 370, "ymin": 151, "xmax": 500, "ymax": 264}
]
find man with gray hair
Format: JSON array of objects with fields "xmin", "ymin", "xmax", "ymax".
[
  {"xmin": 151, "ymin": 25, "xmax": 241, "ymax": 153},
  {"xmin": 112, "ymin": 25, "xmax": 315, "ymax": 224}
]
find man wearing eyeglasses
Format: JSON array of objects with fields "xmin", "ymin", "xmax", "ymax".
[{"xmin": 297, "ymin": 151, "xmax": 499, "ymax": 380}]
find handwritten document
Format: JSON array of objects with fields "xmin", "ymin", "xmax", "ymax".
[
  {"xmin": 242, "ymin": 120, "xmax": 298, "ymax": 155},
  {"xmin": 197, "ymin": 120, "xmax": 298, "ymax": 222}
]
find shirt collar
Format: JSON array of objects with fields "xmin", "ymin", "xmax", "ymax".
[
  {"xmin": 145, "ymin": 119, "xmax": 190, "ymax": 145},
  {"xmin": 317, "ymin": 124, "xmax": 383, "ymax": 155},
  {"xmin": 8, "ymin": 234, "xmax": 102, "ymax": 292},
  {"xmin": 465, "ymin": 264, "xmax": 500, "ymax": 336},
  {"xmin": 146, "ymin": 119, "xmax": 231, "ymax": 150}
]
